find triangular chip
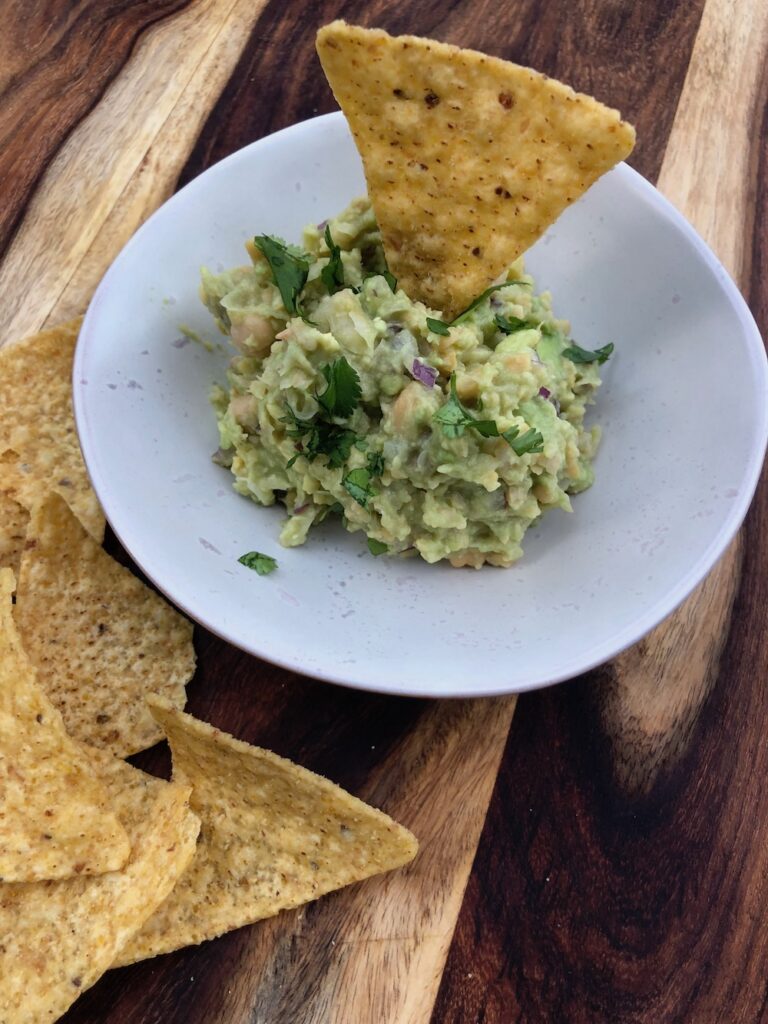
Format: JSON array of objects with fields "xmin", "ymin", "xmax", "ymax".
[
  {"xmin": 116, "ymin": 697, "xmax": 418, "ymax": 963},
  {"xmin": 317, "ymin": 21, "xmax": 635, "ymax": 318},
  {"xmin": 0, "ymin": 748, "xmax": 199, "ymax": 1023},
  {"xmin": 0, "ymin": 490, "xmax": 27, "ymax": 578},
  {"xmin": 0, "ymin": 319, "xmax": 104, "ymax": 542},
  {"xmin": 0, "ymin": 568, "xmax": 130, "ymax": 882},
  {"xmin": 14, "ymin": 493, "xmax": 194, "ymax": 757}
]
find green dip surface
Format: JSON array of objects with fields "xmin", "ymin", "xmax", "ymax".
[{"xmin": 201, "ymin": 198, "xmax": 607, "ymax": 568}]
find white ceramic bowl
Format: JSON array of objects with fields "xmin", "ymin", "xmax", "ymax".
[{"xmin": 74, "ymin": 111, "xmax": 768, "ymax": 698}]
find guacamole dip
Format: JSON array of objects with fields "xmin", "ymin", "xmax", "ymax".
[{"xmin": 201, "ymin": 198, "xmax": 609, "ymax": 568}]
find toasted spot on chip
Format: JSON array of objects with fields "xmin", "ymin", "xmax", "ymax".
[
  {"xmin": 316, "ymin": 21, "xmax": 635, "ymax": 319},
  {"xmin": 0, "ymin": 569, "xmax": 130, "ymax": 882},
  {"xmin": 0, "ymin": 319, "xmax": 104, "ymax": 542},
  {"xmin": 116, "ymin": 698, "xmax": 418, "ymax": 964},
  {"xmin": 0, "ymin": 491, "xmax": 28, "ymax": 579},
  {"xmin": 0, "ymin": 748, "xmax": 199, "ymax": 1022},
  {"xmin": 14, "ymin": 494, "xmax": 194, "ymax": 757}
]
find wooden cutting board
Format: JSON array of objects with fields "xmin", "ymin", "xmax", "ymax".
[{"xmin": 1, "ymin": 0, "xmax": 767, "ymax": 1021}]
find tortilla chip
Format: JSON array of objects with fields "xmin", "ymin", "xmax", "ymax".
[
  {"xmin": 316, "ymin": 22, "xmax": 635, "ymax": 319},
  {"xmin": 0, "ymin": 749, "xmax": 199, "ymax": 1024},
  {"xmin": 14, "ymin": 493, "xmax": 194, "ymax": 757},
  {"xmin": 117, "ymin": 697, "xmax": 418, "ymax": 963},
  {"xmin": 0, "ymin": 319, "xmax": 105, "ymax": 543},
  {"xmin": 0, "ymin": 569, "xmax": 130, "ymax": 882},
  {"xmin": 0, "ymin": 490, "xmax": 28, "ymax": 578}
]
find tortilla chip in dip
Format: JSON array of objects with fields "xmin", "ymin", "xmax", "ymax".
[{"xmin": 316, "ymin": 21, "xmax": 635, "ymax": 319}]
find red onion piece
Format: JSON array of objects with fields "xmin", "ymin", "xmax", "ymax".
[
  {"xmin": 539, "ymin": 385, "xmax": 560, "ymax": 414},
  {"xmin": 411, "ymin": 359, "xmax": 438, "ymax": 388}
]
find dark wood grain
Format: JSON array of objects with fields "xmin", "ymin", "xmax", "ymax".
[
  {"xmin": 0, "ymin": 0, "xmax": 189, "ymax": 257},
  {"xmin": 750, "ymin": 92, "xmax": 768, "ymax": 337},
  {"xmin": 433, "ymin": 471, "xmax": 768, "ymax": 1023}
]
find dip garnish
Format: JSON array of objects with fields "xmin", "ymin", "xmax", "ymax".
[
  {"xmin": 253, "ymin": 235, "xmax": 310, "ymax": 316},
  {"xmin": 238, "ymin": 551, "xmax": 278, "ymax": 575},
  {"xmin": 320, "ymin": 226, "xmax": 346, "ymax": 295},
  {"xmin": 562, "ymin": 341, "xmax": 614, "ymax": 365}
]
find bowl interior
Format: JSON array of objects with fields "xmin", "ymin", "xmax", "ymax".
[{"xmin": 75, "ymin": 111, "xmax": 768, "ymax": 697}]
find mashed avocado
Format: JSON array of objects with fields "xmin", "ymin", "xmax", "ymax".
[{"xmin": 201, "ymin": 198, "xmax": 608, "ymax": 568}]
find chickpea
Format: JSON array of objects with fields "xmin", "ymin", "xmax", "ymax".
[
  {"xmin": 229, "ymin": 393, "xmax": 259, "ymax": 433},
  {"xmin": 229, "ymin": 313, "xmax": 277, "ymax": 355},
  {"xmin": 503, "ymin": 352, "xmax": 531, "ymax": 374},
  {"xmin": 456, "ymin": 376, "xmax": 480, "ymax": 402},
  {"xmin": 391, "ymin": 381, "xmax": 428, "ymax": 434},
  {"xmin": 448, "ymin": 549, "xmax": 485, "ymax": 569}
]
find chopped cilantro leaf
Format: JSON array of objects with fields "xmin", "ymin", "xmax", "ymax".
[
  {"xmin": 434, "ymin": 397, "xmax": 471, "ymax": 439},
  {"xmin": 452, "ymin": 281, "xmax": 531, "ymax": 324},
  {"xmin": 366, "ymin": 451, "xmax": 385, "ymax": 477},
  {"xmin": 320, "ymin": 225, "xmax": 345, "ymax": 295},
  {"xmin": 472, "ymin": 419, "xmax": 501, "ymax": 438},
  {"xmin": 433, "ymin": 379, "xmax": 497, "ymax": 437},
  {"xmin": 382, "ymin": 271, "xmax": 397, "ymax": 292},
  {"xmin": 316, "ymin": 356, "xmax": 362, "ymax": 418},
  {"xmin": 434, "ymin": 375, "xmax": 544, "ymax": 454},
  {"xmin": 315, "ymin": 501, "xmax": 343, "ymax": 524},
  {"xmin": 238, "ymin": 551, "xmax": 277, "ymax": 575},
  {"xmin": 433, "ymin": 374, "xmax": 477, "ymax": 438},
  {"xmin": 282, "ymin": 406, "xmax": 357, "ymax": 469},
  {"xmin": 495, "ymin": 313, "xmax": 529, "ymax": 334},
  {"xmin": 503, "ymin": 426, "xmax": 545, "ymax": 455},
  {"xmin": 427, "ymin": 317, "xmax": 451, "ymax": 336},
  {"xmin": 426, "ymin": 283, "xmax": 533, "ymax": 338},
  {"xmin": 343, "ymin": 467, "xmax": 376, "ymax": 507},
  {"xmin": 562, "ymin": 341, "xmax": 614, "ymax": 365},
  {"xmin": 253, "ymin": 236, "xmax": 310, "ymax": 316},
  {"xmin": 283, "ymin": 359, "xmax": 362, "ymax": 471},
  {"xmin": 322, "ymin": 428, "xmax": 358, "ymax": 468},
  {"xmin": 367, "ymin": 538, "xmax": 388, "ymax": 556},
  {"xmin": 304, "ymin": 424, "xmax": 356, "ymax": 468},
  {"xmin": 281, "ymin": 405, "xmax": 312, "ymax": 439}
]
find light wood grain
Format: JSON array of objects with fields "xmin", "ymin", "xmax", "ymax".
[
  {"xmin": 48, "ymin": 0, "xmax": 264, "ymax": 327},
  {"xmin": 596, "ymin": 0, "xmax": 766, "ymax": 793},
  {"xmin": 657, "ymin": 0, "xmax": 768, "ymax": 284},
  {"xmin": 313, "ymin": 698, "xmax": 517, "ymax": 1024},
  {"xmin": 0, "ymin": 0, "xmax": 268, "ymax": 347}
]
